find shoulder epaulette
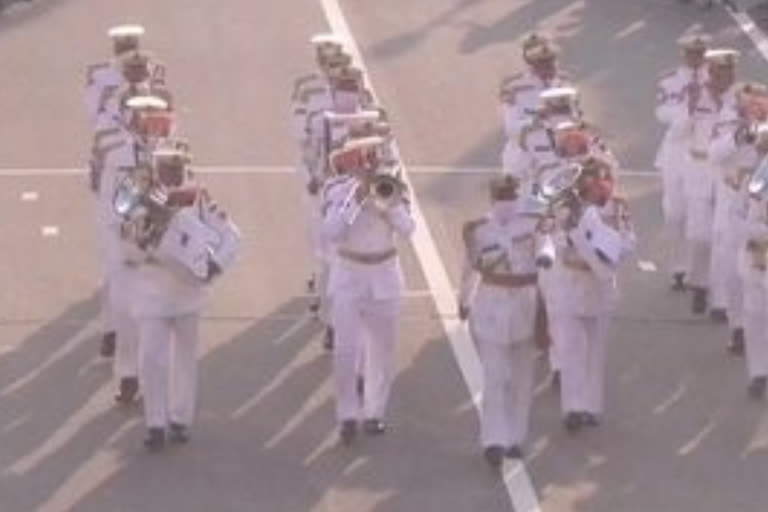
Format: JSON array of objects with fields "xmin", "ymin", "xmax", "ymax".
[
  {"xmin": 85, "ymin": 62, "xmax": 110, "ymax": 85},
  {"xmin": 299, "ymin": 86, "xmax": 328, "ymax": 104},
  {"xmin": 291, "ymin": 73, "xmax": 321, "ymax": 100},
  {"xmin": 499, "ymin": 72, "xmax": 524, "ymax": 89}
]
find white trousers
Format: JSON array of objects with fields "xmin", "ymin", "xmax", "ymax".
[
  {"xmin": 661, "ymin": 163, "xmax": 688, "ymax": 275},
  {"xmin": 331, "ymin": 294, "xmax": 399, "ymax": 422},
  {"xmin": 742, "ymin": 269, "xmax": 768, "ymax": 379},
  {"xmin": 112, "ymin": 302, "xmax": 138, "ymax": 380},
  {"xmin": 547, "ymin": 312, "xmax": 565, "ymax": 373},
  {"xmin": 559, "ymin": 315, "xmax": 609, "ymax": 415},
  {"xmin": 304, "ymin": 192, "xmax": 333, "ymax": 324},
  {"xmin": 685, "ymin": 196, "xmax": 714, "ymax": 288},
  {"xmin": 138, "ymin": 314, "xmax": 200, "ymax": 429},
  {"xmin": 473, "ymin": 337, "xmax": 536, "ymax": 448}
]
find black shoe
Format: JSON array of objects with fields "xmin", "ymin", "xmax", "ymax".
[
  {"xmin": 564, "ymin": 411, "xmax": 583, "ymax": 433},
  {"xmin": 692, "ymin": 288, "xmax": 708, "ymax": 315},
  {"xmin": 100, "ymin": 331, "xmax": 116, "ymax": 357},
  {"xmin": 363, "ymin": 418, "xmax": 387, "ymax": 435},
  {"xmin": 169, "ymin": 423, "xmax": 190, "ymax": 444},
  {"xmin": 551, "ymin": 370, "xmax": 561, "ymax": 392},
  {"xmin": 143, "ymin": 427, "xmax": 165, "ymax": 452},
  {"xmin": 748, "ymin": 376, "xmax": 767, "ymax": 399},
  {"xmin": 728, "ymin": 328, "xmax": 745, "ymax": 357},
  {"xmin": 505, "ymin": 445, "xmax": 524, "ymax": 459},
  {"xmin": 356, "ymin": 375, "xmax": 365, "ymax": 397},
  {"xmin": 709, "ymin": 308, "xmax": 728, "ymax": 324},
  {"xmin": 672, "ymin": 272, "xmax": 686, "ymax": 292},
  {"xmin": 483, "ymin": 445, "xmax": 504, "ymax": 469},
  {"xmin": 581, "ymin": 412, "xmax": 600, "ymax": 427},
  {"xmin": 323, "ymin": 327, "xmax": 334, "ymax": 351},
  {"xmin": 339, "ymin": 419, "xmax": 357, "ymax": 445},
  {"xmin": 114, "ymin": 376, "xmax": 139, "ymax": 404}
]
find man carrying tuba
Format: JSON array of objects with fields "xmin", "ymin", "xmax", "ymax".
[
  {"xmin": 553, "ymin": 156, "xmax": 635, "ymax": 433},
  {"xmin": 119, "ymin": 146, "xmax": 241, "ymax": 451}
]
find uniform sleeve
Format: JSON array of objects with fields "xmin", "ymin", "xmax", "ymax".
[
  {"xmin": 385, "ymin": 202, "xmax": 416, "ymax": 238},
  {"xmin": 457, "ymin": 223, "xmax": 480, "ymax": 308},
  {"xmin": 322, "ymin": 183, "xmax": 361, "ymax": 242}
]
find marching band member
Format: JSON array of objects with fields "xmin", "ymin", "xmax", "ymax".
[
  {"xmin": 87, "ymin": 25, "xmax": 146, "ymax": 358},
  {"xmin": 710, "ymin": 83, "xmax": 768, "ymax": 355},
  {"xmin": 499, "ymin": 33, "xmax": 573, "ymax": 143},
  {"xmin": 654, "ymin": 34, "xmax": 711, "ymax": 291},
  {"xmin": 121, "ymin": 146, "xmax": 241, "ymax": 451},
  {"xmin": 322, "ymin": 137, "xmax": 415, "ymax": 445},
  {"xmin": 457, "ymin": 174, "xmax": 551, "ymax": 468},
  {"xmin": 555, "ymin": 156, "xmax": 636, "ymax": 432},
  {"xmin": 91, "ymin": 95, "xmax": 170, "ymax": 403},
  {"xmin": 84, "ymin": 24, "xmax": 144, "ymax": 129},
  {"xmin": 302, "ymin": 64, "xmax": 374, "ymax": 347},
  {"xmin": 739, "ymin": 145, "xmax": 768, "ymax": 399},
  {"xmin": 671, "ymin": 48, "xmax": 740, "ymax": 315},
  {"xmin": 506, "ymin": 87, "xmax": 613, "ymax": 387}
]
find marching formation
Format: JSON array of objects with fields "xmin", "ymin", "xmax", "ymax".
[
  {"xmin": 290, "ymin": 32, "xmax": 638, "ymax": 469},
  {"xmin": 77, "ymin": 24, "xmax": 766, "ymax": 471},
  {"xmin": 655, "ymin": 34, "xmax": 768, "ymax": 400},
  {"xmin": 83, "ymin": 25, "xmax": 241, "ymax": 451}
]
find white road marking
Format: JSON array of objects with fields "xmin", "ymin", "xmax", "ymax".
[
  {"xmin": 40, "ymin": 225, "xmax": 59, "ymax": 237},
  {"xmin": 0, "ymin": 166, "xmax": 660, "ymax": 177},
  {"xmin": 728, "ymin": 7, "xmax": 768, "ymax": 61},
  {"xmin": 318, "ymin": 0, "xmax": 540, "ymax": 510}
]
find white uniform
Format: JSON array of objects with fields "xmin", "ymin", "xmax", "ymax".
[
  {"xmin": 458, "ymin": 210, "xmax": 546, "ymax": 449},
  {"xmin": 84, "ymin": 60, "xmax": 123, "ymax": 129},
  {"xmin": 499, "ymin": 70, "xmax": 572, "ymax": 143},
  {"xmin": 555, "ymin": 198, "xmax": 635, "ymax": 418},
  {"xmin": 668, "ymin": 82, "xmax": 738, "ymax": 293},
  {"xmin": 94, "ymin": 124, "xmax": 142, "ymax": 385},
  {"xmin": 655, "ymin": 66, "xmax": 703, "ymax": 277},
  {"xmin": 322, "ymin": 175, "xmax": 415, "ymax": 423},
  {"xmin": 132, "ymin": 191, "xmax": 240, "ymax": 430},
  {"xmin": 506, "ymin": 123, "xmax": 615, "ymax": 375},
  {"xmin": 710, "ymin": 120, "xmax": 757, "ymax": 332},
  {"xmin": 740, "ymin": 176, "xmax": 768, "ymax": 382}
]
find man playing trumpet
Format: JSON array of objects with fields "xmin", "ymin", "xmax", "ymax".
[{"xmin": 321, "ymin": 136, "xmax": 415, "ymax": 445}]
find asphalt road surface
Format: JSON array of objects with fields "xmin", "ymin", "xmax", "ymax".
[{"xmin": 0, "ymin": 1, "xmax": 767, "ymax": 511}]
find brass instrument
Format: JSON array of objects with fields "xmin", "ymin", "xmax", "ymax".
[{"xmin": 748, "ymin": 154, "xmax": 768, "ymax": 197}]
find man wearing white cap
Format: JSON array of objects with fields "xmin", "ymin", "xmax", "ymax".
[
  {"xmin": 499, "ymin": 33, "xmax": 573, "ymax": 143},
  {"xmin": 457, "ymin": 174, "xmax": 551, "ymax": 468},
  {"xmin": 667, "ymin": 48, "xmax": 740, "ymax": 315},
  {"xmin": 322, "ymin": 136, "xmax": 415, "ymax": 445},
  {"xmin": 85, "ymin": 25, "xmax": 145, "ymax": 129},
  {"xmin": 90, "ymin": 95, "xmax": 170, "ymax": 405},
  {"xmin": 655, "ymin": 34, "xmax": 711, "ymax": 291}
]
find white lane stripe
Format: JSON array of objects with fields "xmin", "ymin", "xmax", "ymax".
[
  {"xmin": 0, "ymin": 166, "xmax": 659, "ymax": 177},
  {"xmin": 318, "ymin": 1, "xmax": 540, "ymax": 510},
  {"xmin": 728, "ymin": 8, "xmax": 768, "ymax": 61}
]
